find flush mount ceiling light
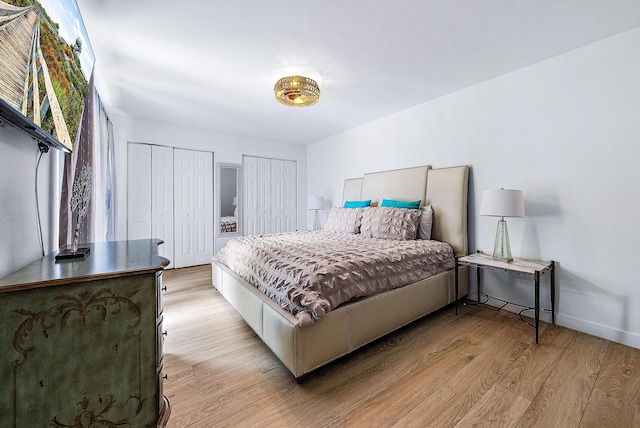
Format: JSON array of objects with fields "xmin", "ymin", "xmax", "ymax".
[{"xmin": 274, "ymin": 76, "xmax": 320, "ymax": 107}]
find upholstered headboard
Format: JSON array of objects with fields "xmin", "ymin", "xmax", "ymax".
[
  {"xmin": 342, "ymin": 178, "xmax": 364, "ymax": 203},
  {"xmin": 342, "ymin": 165, "xmax": 469, "ymax": 256},
  {"xmin": 343, "ymin": 166, "xmax": 430, "ymax": 206},
  {"xmin": 425, "ymin": 166, "xmax": 469, "ymax": 256}
]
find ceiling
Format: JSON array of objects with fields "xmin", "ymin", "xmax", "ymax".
[{"xmin": 79, "ymin": 0, "xmax": 640, "ymax": 145}]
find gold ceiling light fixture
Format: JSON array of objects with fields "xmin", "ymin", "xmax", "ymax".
[{"xmin": 274, "ymin": 75, "xmax": 320, "ymax": 107}]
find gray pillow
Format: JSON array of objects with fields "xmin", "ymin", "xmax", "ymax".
[
  {"xmin": 418, "ymin": 206, "xmax": 433, "ymax": 240},
  {"xmin": 324, "ymin": 207, "xmax": 365, "ymax": 234},
  {"xmin": 360, "ymin": 207, "xmax": 420, "ymax": 240}
]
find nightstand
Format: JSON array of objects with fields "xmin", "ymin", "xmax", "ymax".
[{"xmin": 455, "ymin": 251, "xmax": 555, "ymax": 344}]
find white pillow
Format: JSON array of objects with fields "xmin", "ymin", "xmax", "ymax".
[
  {"xmin": 418, "ymin": 206, "xmax": 433, "ymax": 240},
  {"xmin": 324, "ymin": 207, "xmax": 365, "ymax": 234}
]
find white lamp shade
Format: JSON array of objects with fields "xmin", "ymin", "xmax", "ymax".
[
  {"xmin": 479, "ymin": 189, "xmax": 525, "ymax": 218},
  {"xmin": 232, "ymin": 196, "xmax": 238, "ymax": 206},
  {"xmin": 308, "ymin": 196, "xmax": 325, "ymax": 210}
]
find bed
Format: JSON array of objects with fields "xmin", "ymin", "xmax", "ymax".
[
  {"xmin": 220, "ymin": 216, "xmax": 238, "ymax": 233},
  {"xmin": 211, "ymin": 165, "xmax": 469, "ymax": 379}
]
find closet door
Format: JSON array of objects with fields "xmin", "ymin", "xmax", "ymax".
[
  {"xmin": 270, "ymin": 159, "xmax": 285, "ymax": 233},
  {"xmin": 242, "ymin": 156, "xmax": 258, "ymax": 236},
  {"xmin": 174, "ymin": 149, "xmax": 213, "ymax": 268},
  {"xmin": 243, "ymin": 155, "xmax": 271, "ymax": 235},
  {"xmin": 271, "ymin": 159, "xmax": 297, "ymax": 233},
  {"xmin": 282, "ymin": 160, "xmax": 297, "ymax": 232},
  {"xmin": 243, "ymin": 156, "xmax": 297, "ymax": 236},
  {"xmin": 127, "ymin": 144, "xmax": 152, "ymax": 239},
  {"xmin": 256, "ymin": 157, "xmax": 271, "ymax": 234},
  {"xmin": 193, "ymin": 151, "xmax": 213, "ymax": 265},
  {"xmin": 151, "ymin": 145, "xmax": 174, "ymax": 268}
]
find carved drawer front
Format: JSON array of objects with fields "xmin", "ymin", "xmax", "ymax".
[
  {"xmin": 0, "ymin": 275, "xmax": 159, "ymax": 427},
  {"xmin": 0, "ymin": 239, "xmax": 171, "ymax": 427}
]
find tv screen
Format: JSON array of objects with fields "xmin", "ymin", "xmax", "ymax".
[{"xmin": 0, "ymin": 0, "xmax": 95, "ymax": 152}]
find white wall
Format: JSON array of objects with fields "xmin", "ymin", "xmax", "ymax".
[
  {"xmin": 0, "ymin": 125, "xmax": 62, "ymax": 279},
  {"xmin": 108, "ymin": 114, "xmax": 307, "ymax": 252},
  {"xmin": 307, "ymin": 27, "xmax": 640, "ymax": 348}
]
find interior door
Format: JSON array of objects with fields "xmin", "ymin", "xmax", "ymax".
[
  {"xmin": 151, "ymin": 145, "xmax": 174, "ymax": 268},
  {"xmin": 283, "ymin": 160, "xmax": 297, "ymax": 232},
  {"xmin": 174, "ymin": 149, "xmax": 194, "ymax": 268},
  {"xmin": 127, "ymin": 143, "xmax": 152, "ymax": 239},
  {"xmin": 256, "ymin": 157, "xmax": 271, "ymax": 234},
  {"xmin": 193, "ymin": 151, "xmax": 213, "ymax": 265},
  {"xmin": 270, "ymin": 159, "xmax": 284, "ymax": 233},
  {"xmin": 242, "ymin": 156, "xmax": 258, "ymax": 236},
  {"xmin": 174, "ymin": 149, "xmax": 213, "ymax": 268}
]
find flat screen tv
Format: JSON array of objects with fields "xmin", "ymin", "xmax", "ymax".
[{"xmin": 0, "ymin": 0, "xmax": 94, "ymax": 153}]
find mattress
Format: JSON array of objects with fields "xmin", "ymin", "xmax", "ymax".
[{"xmin": 213, "ymin": 230, "xmax": 454, "ymax": 326}]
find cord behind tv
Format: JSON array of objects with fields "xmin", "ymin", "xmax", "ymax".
[{"xmin": 35, "ymin": 142, "xmax": 49, "ymax": 257}]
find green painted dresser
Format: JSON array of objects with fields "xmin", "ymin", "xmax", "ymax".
[{"xmin": 0, "ymin": 239, "xmax": 171, "ymax": 427}]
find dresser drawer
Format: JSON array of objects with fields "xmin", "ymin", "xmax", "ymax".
[
  {"xmin": 156, "ymin": 271, "xmax": 164, "ymax": 318},
  {"xmin": 157, "ymin": 360, "xmax": 164, "ymax": 416},
  {"xmin": 157, "ymin": 315, "xmax": 164, "ymax": 369}
]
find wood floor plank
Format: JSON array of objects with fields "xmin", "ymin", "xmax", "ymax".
[
  {"xmin": 516, "ymin": 332, "xmax": 609, "ymax": 427},
  {"xmin": 392, "ymin": 317, "xmax": 531, "ymax": 427},
  {"xmin": 168, "ymin": 363, "xmax": 294, "ymax": 427},
  {"xmin": 592, "ymin": 341, "xmax": 640, "ymax": 406},
  {"xmin": 578, "ymin": 387, "xmax": 640, "ymax": 428},
  {"xmin": 160, "ymin": 265, "xmax": 638, "ymax": 428},
  {"xmin": 338, "ymin": 313, "xmax": 516, "ymax": 427},
  {"xmin": 497, "ymin": 324, "xmax": 577, "ymax": 400},
  {"xmin": 454, "ymin": 383, "xmax": 531, "ymax": 428},
  {"xmin": 234, "ymin": 317, "xmax": 485, "ymax": 427},
  {"xmin": 218, "ymin": 307, "xmax": 495, "ymax": 427}
]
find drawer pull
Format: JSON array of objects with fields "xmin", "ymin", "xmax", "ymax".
[
  {"xmin": 163, "ymin": 374, "xmax": 168, "ymax": 380},
  {"xmin": 162, "ymin": 330, "xmax": 168, "ymax": 337}
]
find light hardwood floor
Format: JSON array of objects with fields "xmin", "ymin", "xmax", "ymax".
[{"xmin": 162, "ymin": 265, "xmax": 640, "ymax": 427}]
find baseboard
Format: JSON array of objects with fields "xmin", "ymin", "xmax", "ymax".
[{"xmin": 556, "ymin": 313, "xmax": 640, "ymax": 349}]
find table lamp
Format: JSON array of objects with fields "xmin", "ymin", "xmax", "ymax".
[
  {"xmin": 479, "ymin": 189, "xmax": 525, "ymax": 262},
  {"xmin": 307, "ymin": 196, "xmax": 325, "ymax": 230}
]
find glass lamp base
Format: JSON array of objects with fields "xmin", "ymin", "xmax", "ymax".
[
  {"xmin": 492, "ymin": 218, "xmax": 513, "ymax": 262},
  {"xmin": 313, "ymin": 210, "xmax": 321, "ymax": 230}
]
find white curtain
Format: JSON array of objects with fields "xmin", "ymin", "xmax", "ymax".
[
  {"xmin": 93, "ymin": 96, "xmax": 116, "ymax": 241},
  {"xmin": 59, "ymin": 71, "xmax": 116, "ymax": 247}
]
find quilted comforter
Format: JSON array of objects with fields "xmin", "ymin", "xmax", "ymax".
[{"xmin": 213, "ymin": 230, "xmax": 454, "ymax": 326}]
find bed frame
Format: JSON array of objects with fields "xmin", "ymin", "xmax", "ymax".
[{"xmin": 211, "ymin": 165, "xmax": 469, "ymax": 379}]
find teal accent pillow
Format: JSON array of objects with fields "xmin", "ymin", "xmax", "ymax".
[
  {"xmin": 344, "ymin": 200, "xmax": 371, "ymax": 208},
  {"xmin": 380, "ymin": 199, "xmax": 421, "ymax": 209}
]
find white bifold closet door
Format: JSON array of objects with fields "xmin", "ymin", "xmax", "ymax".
[
  {"xmin": 242, "ymin": 155, "xmax": 297, "ymax": 236},
  {"xmin": 281, "ymin": 160, "xmax": 297, "ymax": 232},
  {"xmin": 151, "ymin": 146, "xmax": 174, "ymax": 267},
  {"xmin": 256, "ymin": 157, "xmax": 271, "ymax": 234},
  {"xmin": 174, "ymin": 148, "xmax": 213, "ymax": 268},
  {"xmin": 127, "ymin": 144, "xmax": 174, "ymax": 268},
  {"xmin": 127, "ymin": 144, "xmax": 152, "ymax": 239},
  {"xmin": 242, "ymin": 156, "xmax": 258, "ymax": 236},
  {"xmin": 270, "ymin": 159, "xmax": 297, "ymax": 233}
]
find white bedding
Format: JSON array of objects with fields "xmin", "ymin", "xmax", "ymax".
[
  {"xmin": 220, "ymin": 216, "xmax": 237, "ymax": 233},
  {"xmin": 213, "ymin": 230, "xmax": 454, "ymax": 326}
]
